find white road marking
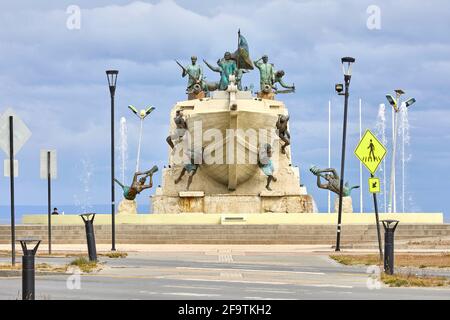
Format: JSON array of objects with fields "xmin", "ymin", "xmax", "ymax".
[
  {"xmin": 304, "ymin": 284, "xmax": 353, "ymax": 289},
  {"xmin": 162, "ymin": 292, "xmax": 221, "ymax": 297},
  {"xmin": 220, "ymin": 272, "xmax": 243, "ymax": 279},
  {"xmin": 244, "ymin": 296, "xmax": 295, "ymax": 300},
  {"xmin": 218, "ymin": 253, "xmax": 234, "ymax": 263},
  {"xmin": 175, "ymin": 266, "xmax": 325, "ymax": 275},
  {"xmin": 155, "ymin": 276, "xmax": 288, "ymax": 285},
  {"xmin": 163, "ymin": 285, "xmax": 222, "ymax": 291},
  {"xmin": 245, "ymin": 289, "xmax": 296, "ymax": 294},
  {"xmin": 139, "ymin": 290, "xmax": 159, "ymax": 295}
]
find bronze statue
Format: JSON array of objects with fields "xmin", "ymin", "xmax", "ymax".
[
  {"xmin": 174, "ymin": 149, "xmax": 203, "ymax": 190},
  {"xmin": 114, "ymin": 166, "xmax": 158, "ymax": 201},
  {"xmin": 309, "ymin": 166, "xmax": 359, "ymax": 196},
  {"xmin": 176, "ymin": 56, "xmax": 203, "ymax": 92},
  {"xmin": 166, "ymin": 110, "xmax": 188, "ymax": 149},
  {"xmin": 204, "ymin": 52, "xmax": 237, "ymax": 90},
  {"xmin": 276, "ymin": 115, "xmax": 290, "ymax": 154},
  {"xmin": 254, "ymin": 55, "xmax": 274, "ymax": 91},
  {"xmin": 235, "ymin": 68, "xmax": 249, "ymax": 91},
  {"xmin": 273, "ymin": 70, "xmax": 295, "ymax": 93},
  {"xmin": 258, "ymin": 143, "xmax": 277, "ymax": 191}
]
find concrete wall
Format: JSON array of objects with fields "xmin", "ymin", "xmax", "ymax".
[{"xmin": 1, "ymin": 223, "xmax": 449, "ymax": 245}]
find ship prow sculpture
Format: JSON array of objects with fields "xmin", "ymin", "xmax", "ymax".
[{"xmin": 152, "ymin": 31, "xmax": 314, "ymax": 214}]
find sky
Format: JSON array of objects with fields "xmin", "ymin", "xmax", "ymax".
[{"xmin": 0, "ymin": 0, "xmax": 449, "ymax": 220}]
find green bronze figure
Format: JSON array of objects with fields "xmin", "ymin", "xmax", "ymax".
[
  {"xmin": 309, "ymin": 166, "xmax": 359, "ymax": 196},
  {"xmin": 175, "ymin": 148, "xmax": 203, "ymax": 190},
  {"xmin": 273, "ymin": 70, "xmax": 295, "ymax": 93},
  {"xmin": 204, "ymin": 52, "xmax": 237, "ymax": 90},
  {"xmin": 235, "ymin": 68, "xmax": 249, "ymax": 91},
  {"xmin": 258, "ymin": 143, "xmax": 277, "ymax": 191},
  {"xmin": 114, "ymin": 166, "xmax": 158, "ymax": 201},
  {"xmin": 166, "ymin": 110, "xmax": 188, "ymax": 149},
  {"xmin": 176, "ymin": 56, "xmax": 203, "ymax": 92},
  {"xmin": 254, "ymin": 55, "xmax": 274, "ymax": 91},
  {"xmin": 276, "ymin": 115, "xmax": 290, "ymax": 154}
]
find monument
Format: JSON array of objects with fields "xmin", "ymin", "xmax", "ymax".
[{"xmin": 152, "ymin": 32, "xmax": 314, "ymax": 214}]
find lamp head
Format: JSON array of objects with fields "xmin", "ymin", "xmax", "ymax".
[
  {"xmin": 335, "ymin": 83, "xmax": 344, "ymax": 94},
  {"xmin": 341, "ymin": 56, "xmax": 355, "ymax": 77},
  {"xmin": 128, "ymin": 105, "xmax": 139, "ymax": 116},
  {"xmin": 106, "ymin": 70, "xmax": 119, "ymax": 88},
  {"xmin": 404, "ymin": 97, "xmax": 416, "ymax": 108},
  {"xmin": 145, "ymin": 106, "xmax": 155, "ymax": 115},
  {"xmin": 385, "ymin": 94, "xmax": 398, "ymax": 111}
]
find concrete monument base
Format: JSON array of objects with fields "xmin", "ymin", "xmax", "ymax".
[
  {"xmin": 22, "ymin": 212, "xmax": 444, "ymax": 226},
  {"xmin": 334, "ymin": 196, "xmax": 353, "ymax": 213},
  {"xmin": 117, "ymin": 199, "xmax": 138, "ymax": 215},
  {"xmin": 152, "ymin": 192, "xmax": 314, "ymax": 214}
]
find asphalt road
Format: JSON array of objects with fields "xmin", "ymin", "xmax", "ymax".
[{"xmin": 1, "ymin": 250, "xmax": 449, "ymax": 300}]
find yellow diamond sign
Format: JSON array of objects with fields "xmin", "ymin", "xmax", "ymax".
[{"xmin": 354, "ymin": 130, "xmax": 387, "ymax": 174}]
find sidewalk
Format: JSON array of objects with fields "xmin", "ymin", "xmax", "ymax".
[{"xmin": 1, "ymin": 243, "xmax": 449, "ymax": 254}]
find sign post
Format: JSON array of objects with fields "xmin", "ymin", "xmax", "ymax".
[
  {"xmin": 355, "ymin": 129, "xmax": 387, "ymax": 261},
  {"xmin": 40, "ymin": 150, "xmax": 57, "ymax": 255},
  {"xmin": 0, "ymin": 108, "xmax": 32, "ymax": 266}
]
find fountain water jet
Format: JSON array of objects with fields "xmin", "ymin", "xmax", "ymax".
[
  {"xmin": 375, "ymin": 104, "xmax": 387, "ymax": 213},
  {"xmin": 400, "ymin": 103, "xmax": 411, "ymax": 213},
  {"xmin": 119, "ymin": 117, "xmax": 128, "ymax": 184}
]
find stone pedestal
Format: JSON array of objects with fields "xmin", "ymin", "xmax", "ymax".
[
  {"xmin": 117, "ymin": 199, "xmax": 138, "ymax": 215},
  {"xmin": 334, "ymin": 196, "xmax": 353, "ymax": 213}
]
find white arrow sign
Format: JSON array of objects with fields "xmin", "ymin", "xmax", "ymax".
[{"xmin": 0, "ymin": 108, "xmax": 32, "ymax": 157}]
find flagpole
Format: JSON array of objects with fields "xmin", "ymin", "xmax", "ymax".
[
  {"xmin": 328, "ymin": 100, "xmax": 331, "ymax": 214},
  {"xmin": 237, "ymin": 29, "xmax": 240, "ymax": 70}
]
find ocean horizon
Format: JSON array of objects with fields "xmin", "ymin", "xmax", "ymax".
[{"xmin": 0, "ymin": 204, "xmax": 152, "ymax": 225}]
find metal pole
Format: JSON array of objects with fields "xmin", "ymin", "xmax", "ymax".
[
  {"xmin": 9, "ymin": 116, "xmax": 15, "ymax": 266},
  {"xmin": 371, "ymin": 174, "xmax": 383, "ymax": 261},
  {"xmin": 81, "ymin": 214, "xmax": 97, "ymax": 261},
  {"xmin": 359, "ymin": 98, "xmax": 363, "ymax": 213},
  {"xmin": 328, "ymin": 100, "xmax": 331, "ymax": 214},
  {"xmin": 335, "ymin": 76, "xmax": 350, "ymax": 251},
  {"xmin": 20, "ymin": 240, "xmax": 40, "ymax": 300},
  {"xmin": 382, "ymin": 220, "xmax": 399, "ymax": 275},
  {"xmin": 136, "ymin": 118, "xmax": 143, "ymax": 172},
  {"xmin": 401, "ymin": 104, "xmax": 405, "ymax": 213},
  {"xmin": 110, "ymin": 93, "xmax": 116, "ymax": 251},
  {"xmin": 47, "ymin": 151, "xmax": 52, "ymax": 255}
]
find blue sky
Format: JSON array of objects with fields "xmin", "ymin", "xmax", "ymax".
[{"xmin": 0, "ymin": 0, "xmax": 449, "ymax": 219}]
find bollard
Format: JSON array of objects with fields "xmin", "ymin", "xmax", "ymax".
[
  {"xmin": 18, "ymin": 238, "xmax": 41, "ymax": 300},
  {"xmin": 381, "ymin": 220, "xmax": 399, "ymax": 275},
  {"xmin": 80, "ymin": 213, "xmax": 97, "ymax": 261}
]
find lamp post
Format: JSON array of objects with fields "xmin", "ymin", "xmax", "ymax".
[
  {"xmin": 334, "ymin": 56, "xmax": 355, "ymax": 252},
  {"xmin": 106, "ymin": 70, "xmax": 118, "ymax": 251},
  {"xmin": 128, "ymin": 105, "xmax": 155, "ymax": 172},
  {"xmin": 385, "ymin": 90, "xmax": 415, "ymax": 213}
]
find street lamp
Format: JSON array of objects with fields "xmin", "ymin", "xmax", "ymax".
[
  {"xmin": 106, "ymin": 70, "xmax": 118, "ymax": 251},
  {"xmin": 335, "ymin": 56, "xmax": 355, "ymax": 252},
  {"xmin": 386, "ymin": 90, "xmax": 415, "ymax": 213},
  {"xmin": 128, "ymin": 105, "xmax": 155, "ymax": 172}
]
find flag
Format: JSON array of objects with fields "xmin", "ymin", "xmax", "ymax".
[{"xmin": 234, "ymin": 30, "xmax": 254, "ymax": 70}]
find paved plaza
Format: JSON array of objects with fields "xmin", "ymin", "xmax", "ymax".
[{"xmin": 1, "ymin": 245, "xmax": 449, "ymax": 300}]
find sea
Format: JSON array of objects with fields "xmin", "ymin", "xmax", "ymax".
[{"xmin": 0, "ymin": 204, "xmax": 151, "ymax": 225}]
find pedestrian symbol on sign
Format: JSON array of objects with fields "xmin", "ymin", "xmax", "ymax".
[{"xmin": 354, "ymin": 130, "xmax": 387, "ymax": 174}]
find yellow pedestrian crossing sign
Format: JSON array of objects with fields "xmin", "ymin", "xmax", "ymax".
[
  {"xmin": 354, "ymin": 130, "xmax": 387, "ymax": 174},
  {"xmin": 369, "ymin": 177, "xmax": 381, "ymax": 193}
]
